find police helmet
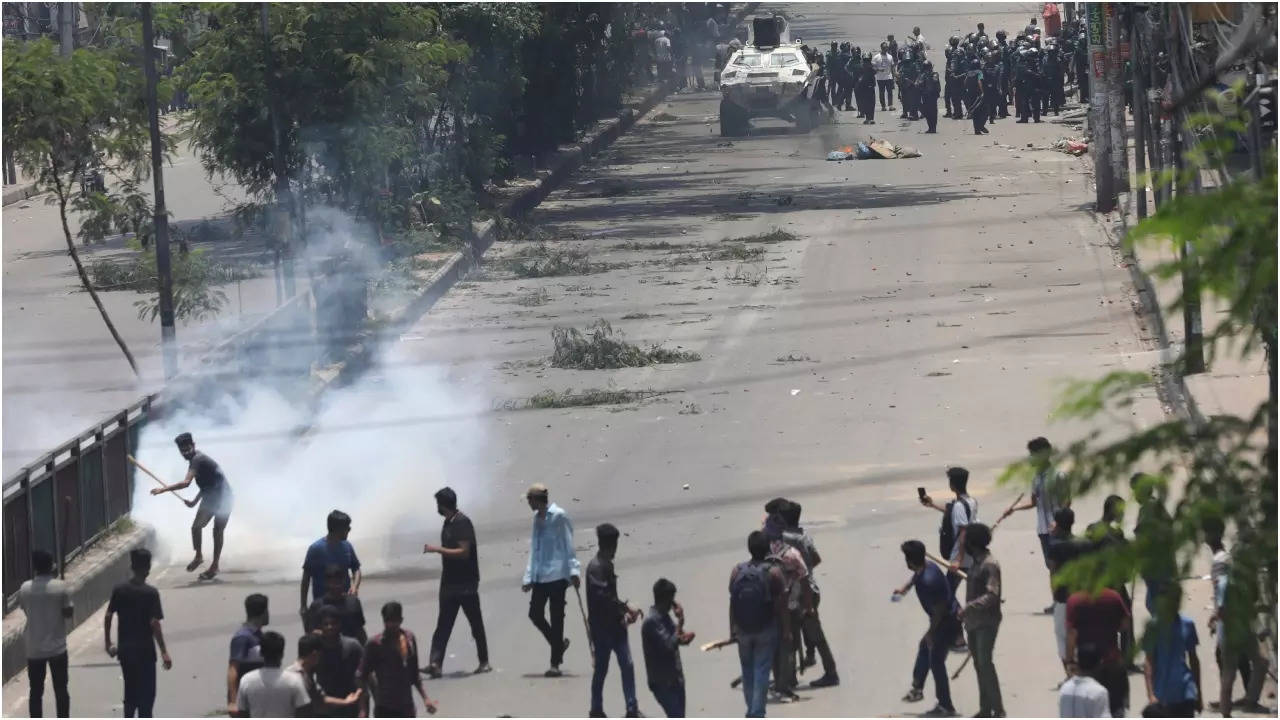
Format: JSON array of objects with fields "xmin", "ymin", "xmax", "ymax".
[
  {"xmin": 949, "ymin": 35, "xmax": 960, "ymax": 46},
  {"xmin": 996, "ymin": 30, "xmax": 1007, "ymax": 40}
]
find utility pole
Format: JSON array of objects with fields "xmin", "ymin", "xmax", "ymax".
[
  {"xmin": 1171, "ymin": 122, "xmax": 1206, "ymax": 375},
  {"xmin": 260, "ymin": 3, "xmax": 296, "ymax": 301},
  {"xmin": 1088, "ymin": 2, "xmax": 1115, "ymax": 212},
  {"xmin": 141, "ymin": 4, "xmax": 179, "ymax": 379},
  {"xmin": 1106, "ymin": 3, "xmax": 1128, "ymax": 198},
  {"xmin": 1130, "ymin": 11, "xmax": 1148, "ymax": 220},
  {"xmin": 58, "ymin": 2, "xmax": 74, "ymax": 56}
]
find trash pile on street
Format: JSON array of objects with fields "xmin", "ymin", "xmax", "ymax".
[
  {"xmin": 825, "ymin": 138, "xmax": 921, "ymax": 161},
  {"xmin": 1051, "ymin": 136, "xmax": 1089, "ymax": 155}
]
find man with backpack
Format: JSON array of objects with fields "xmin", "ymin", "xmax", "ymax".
[
  {"xmin": 771, "ymin": 500, "xmax": 837, "ymax": 688},
  {"xmin": 763, "ymin": 514, "xmax": 811, "ymax": 702},
  {"xmin": 728, "ymin": 531, "xmax": 788, "ymax": 718},
  {"xmin": 920, "ymin": 467, "xmax": 978, "ymax": 594}
]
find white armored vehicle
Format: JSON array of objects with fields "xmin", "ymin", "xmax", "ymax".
[{"xmin": 719, "ymin": 15, "xmax": 823, "ymax": 136}]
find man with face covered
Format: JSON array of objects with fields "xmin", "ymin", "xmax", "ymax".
[
  {"xmin": 150, "ymin": 433, "xmax": 233, "ymax": 580},
  {"xmin": 423, "ymin": 487, "xmax": 491, "ymax": 677}
]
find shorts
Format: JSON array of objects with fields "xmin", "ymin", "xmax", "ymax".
[
  {"xmin": 1053, "ymin": 602, "xmax": 1067, "ymax": 660},
  {"xmin": 194, "ymin": 488, "xmax": 233, "ymax": 525}
]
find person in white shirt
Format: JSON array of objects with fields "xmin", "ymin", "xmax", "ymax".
[
  {"xmin": 235, "ymin": 632, "xmax": 311, "ymax": 718},
  {"xmin": 1060, "ymin": 644, "xmax": 1111, "ymax": 717},
  {"xmin": 1000, "ymin": 436, "xmax": 1070, "ymax": 613},
  {"xmin": 654, "ymin": 30, "xmax": 673, "ymax": 82},
  {"xmin": 911, "ymin": 26, "xmax": 928, "ymax": 51},
  {"xmin": 872, "ymin": 42, "xmax": 896, "ymax": 111},
  {"xmin": 19, "ymin": 550, "xmax": 74, "ymax": 718}
]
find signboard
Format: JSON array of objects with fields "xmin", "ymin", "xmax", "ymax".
[
  {"xmin": 1088, "ymin": 4, "xmax": 1106, "ymax": 79},
  {"xmin": 1092, "ymin": 51, "xmax": 1107, "ymax": 80}
]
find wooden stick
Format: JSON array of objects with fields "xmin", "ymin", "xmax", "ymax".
[
  {"xmin": 925, "ymin": 552, "xmax": 968, "ymax": 580},
  {"xmin": 126, "ymin": 455, "xmax": 194, "ymax": 504},
  {"xmin": 701, "ymin": 637, "xmax": 736, "ymax": 652},
  {"xmin": 990, "ymin": 492, "xmax": 1026, "ymax": 532},
  {"xmin": 951, "ymin": 651, "xmax": 973, "ymax": 680}
]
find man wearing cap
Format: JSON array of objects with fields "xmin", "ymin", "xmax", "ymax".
[
  {"xmin": 522, "ymin": 484, "xmax": 581, "ymax": 677},
  {"xmin": 150, "ymin": 432, "xmax": 232, "ymax": 580}
]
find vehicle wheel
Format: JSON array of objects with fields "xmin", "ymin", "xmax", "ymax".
[{"xmin": 720, "ymin": 99, "xmax": 746, "ymax": 137}]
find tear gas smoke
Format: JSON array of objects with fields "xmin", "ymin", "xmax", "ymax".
[{"xmin": 129, "ymin": 208, "xmax": 491, "ymax": 580}]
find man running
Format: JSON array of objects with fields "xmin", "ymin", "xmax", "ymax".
[{"xmin": 150, "ymin": 433, "xmax": 231, "ymax": 580}]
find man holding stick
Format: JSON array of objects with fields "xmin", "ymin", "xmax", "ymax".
[
  {"xmin": 893, "ymin": 540, "xmax": 961, "ymax": 717},
  {"xmin": 149, "ymin": 433, "xmax": 232, "ymax": 580},
  {"xmin": 999, "ymin": 437, "xmax": 1070, "ymax": 614}
]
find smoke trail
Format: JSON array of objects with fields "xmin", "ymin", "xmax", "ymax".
[{"xmin": 128, "ymin": 208, "xmax": 491, "ymax": 581}]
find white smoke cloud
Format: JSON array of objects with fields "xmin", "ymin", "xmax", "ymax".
[{"xmin": 128, "ymin": 208, "xmax": 491, "ymax": 581}]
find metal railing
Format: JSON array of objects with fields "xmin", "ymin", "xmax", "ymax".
[
  {"xmin": 2, "ymin": 288, "xmax": 319, "ymax": 610},
  {"xmin": 2, "ymin": 394, "xmax": 160, "ymax": 609}
]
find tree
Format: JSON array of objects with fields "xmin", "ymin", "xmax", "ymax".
[
  {"xmin": 3, "ymin": 37, "xmax": 156, "ymax": 376},
  {"xmin": 1005, "ymin": 104, "xmax": 1276, "ymax": 654}
]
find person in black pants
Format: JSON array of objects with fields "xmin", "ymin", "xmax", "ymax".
[
  {"xmin": 965, "ymin": 59, "xmax": 988, "ymax": 135},
  {"xmin": 424, "ymin": 487, "xmax": 491, "ymax": 677},
  {"xmin": 105, "ymin": 549, "xmax": 171, "ymax": 718},
  {"xmin": 856, "ymin": 55, "xmax": 877, "ymax": 124},
  {"xmin": 19, "ymin": 550, "xmax": 73, "ymax": 718},
  {"xmin": 920, "ymin": 62, "xmax": 941, "ymax": 133},
  {"xmin": 521, "ymin": 484, "xmax": 581, "ymax": 677}
]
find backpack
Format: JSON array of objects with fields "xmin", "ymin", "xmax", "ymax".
[
  {"xmin": 730, "ymin": 561, "xmax": 774, "ymax": 634},
  {"xmin": 939, "ymin": 497, "xmax": 972, "ymax": 559}
]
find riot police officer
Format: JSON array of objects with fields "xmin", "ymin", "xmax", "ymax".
[
  {"xmin": 1016, "ymin": 46, "xmax": 1042, "ymax": 123},
  {"xmin": 920, "ymin": 61, "xmax": 941, "ymax": 132},
  {"xmin": 898, "ymin": 47, "xmax": 922, "ymax": 120},
  {"xmin": 944, "ymin": 35, "xmax": 962, "ymax": 118},
  {"xmin": 965, "ymin": 57, "xmax": 987, "ymax": 134},
  {"xmin": 996, "ymin": 30, "xmax": 1013, "ymax": 117},
  {"xmin": 983, "ymin": 49, "xmax": 1002, "ymax": 125}
]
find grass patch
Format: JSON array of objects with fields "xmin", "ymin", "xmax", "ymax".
[
  {"xmin": 621, "ymin": 312, "xmax": 658, "ymax": 320},
  {"xmin": 706, "ymin": 243, "xmax": 765, "ymax": 262},
  {"xmin": 725, "ymin": 265, "xmax": 768, "ymax": 286},
  {"xmin": 651, "ymin": 112, "xmax": 680, "ymax": 122},
  {"xmin": 614, "ymin": 240, "xmax": 677, "ymax": 251},
  {"xmin": 775, "ymin": 353, "xmax": 815, "ymax": 363},
  {"xmin": 508, "ymin": 243, "xmax": 598, "ymax": 278},
  {"xmin": 550, "ymin": 320, "xmax": 700, "ymax": 369},
  {"xmin": 512, "ymin": 289, "xmax": 551, "ymax": 307},
  {"xmin": 524, "ymin": 387, "xmax": 673, "ymax": 409},
  {"xmin": 726, "ymin": 228, "xmax": 801, "ymax": 244}
]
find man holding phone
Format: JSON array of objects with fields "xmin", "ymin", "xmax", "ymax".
[{"xmin": 919, "ymin": 468, "xmax": 977, "ymax": 592}]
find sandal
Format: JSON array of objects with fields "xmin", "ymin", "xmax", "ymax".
[
  {"xmin": 198, "ymin": 568, "xmax": 218, "ymax": 581},
  {"xmin": 903, "ymin": 687, "xmax": 925, "ymax": 703}
]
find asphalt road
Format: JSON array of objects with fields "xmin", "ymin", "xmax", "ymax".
[{"xmin": 3, "ymin": 3, "xmax": 1250, "ymax": 717}]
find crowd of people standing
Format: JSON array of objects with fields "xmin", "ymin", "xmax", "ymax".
[
  {"xmin": 17, "ymin": 429, "xmax": 1272, "ymax": 718},
  {"xmin": 798, "ymin": 16, "xmax": 1088, "ymax": 135}
]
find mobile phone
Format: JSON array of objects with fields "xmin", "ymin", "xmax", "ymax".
[{"xmin": 917, "ymin": 486, "xmax": 927, "ymax": 501}]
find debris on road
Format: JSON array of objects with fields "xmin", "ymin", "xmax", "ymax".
[
  {"xmin": 825, "ymin": 138, "xmax": 921, "ymax": 160},
  {"xmin": 551, "ymin": 319, "xmax": 701, "ymax": 369},
  {"xmin": 1051, "ymin": 137, "xmax": 1089, "ymax": 155}
]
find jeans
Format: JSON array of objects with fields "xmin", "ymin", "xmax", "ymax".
[
  {"xmin": 967, "ymin": 624, "xmax": 1004, "ymax": 716},
  {"xmin": 118, "ymin": 652, "xmax": 156, "ymax": 718},
  {"xmin": 1219, "ymin": 634, "xmax": 1266, "ymax": 708},
  {"xmin": 28, "ymin": 652, "xmax": 70, "ymax": 717},
  {"xmin": 649, "ymin": 683, "xmax": 686, "ymax": 718},
  {"xmin": 590, "ymin": 629, "xmax": 638, "ymax": 715},
  {"xmin": 912, "ymin": 618, "xmax": 958, "ymax": 711},
  {"xmin": 1142, "ymin": 699, "xmax": 1197, "ymax": 717},
  {"xmin": 737, "ymin": 626, "xmax": 778, "ymax": 718},
  {"xmin": 877, "ymin": 79, "xmax": 894, "ymax": 108},
  {"xmin": 801, "ymin": 598, "xmax": 837, "ymax": 677},
  {"xmin": 430, "ymin": 586, "xmax": 489, "ymax": 667},
  {"xmin": 528, "ymin": 579, "xmax": 568, "ymax": 666}
]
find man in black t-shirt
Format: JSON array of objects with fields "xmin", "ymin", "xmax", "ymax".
[
  {"xmin": 150, "ymin": 432, "xmax": 233, "ymax": 580},
  {"xmin": 423, "ymin": 487, "xmax": 490, "ymax": 676},
  {"xmin": 105, "ymin": 549, "xmax": 171, "ymax": 718},
  {"xmin": 306, "ymin": 565, "xmax": 368, "ymax": 644}
]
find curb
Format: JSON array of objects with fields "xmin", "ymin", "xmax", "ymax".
[
  {"xmin": 2, "ymin": 183, "xmax": 39, "ymax": 207},
  {"xmin": 2, "ymin": 525, "xmax": 154, "ymax": 682}
]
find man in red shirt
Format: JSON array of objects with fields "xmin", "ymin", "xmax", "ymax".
[
  {"xmin": 1065, "ymin": 588, "xmax": 1131, "ymax": 718},
  {"xmin": 359, "ymin": 603, "xmax": 436, "ymax": 717}
]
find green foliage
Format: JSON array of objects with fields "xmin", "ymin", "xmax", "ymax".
[
  {"xmin": 86, "ymin": 237, "xmax": 258, "ymax": 324},
  {"xmin": 1005, "ymin": 105, "xmax": 1277, "ymax": 653}
]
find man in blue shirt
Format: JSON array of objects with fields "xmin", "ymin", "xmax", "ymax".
[
  {"xmin": 1142, "ymin": 592, "xmax": 1202, "ymax": 718},
  {"xmin": 522, "ymin": 484, "xmax": 581, "ymax": 677},
  {"xmin": 300, "ymin": 511, "xmax": 362, "ymax": 620},
  {"xmin": 227, "ymin": 594, "xmax": 268, "ymax": 716},
  {"xmin": 893, "ymin": 540, "xmax": 960, "ymax": 717}
]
